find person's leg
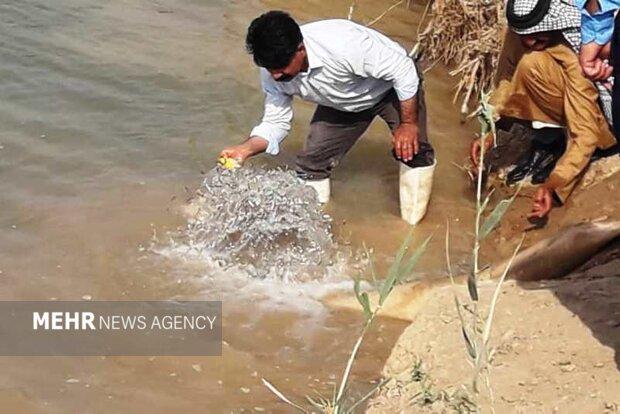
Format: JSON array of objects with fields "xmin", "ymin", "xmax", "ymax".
[
  {"xmin": 374, "ymin": 78, "xmax": 435, "ymax": 167},
  {"xmin": 503, "ymin": 52, "xmax": 567, "ymax": 184},
  {"xmin": 374, "ymin": 73, "xmax": 436, "ymax": 225},
  {"xmin": 528, "ymin": 125, "xmax": 566, "ymax": 184},
  {"xmin": 295, "ymin": 105, "xmax": 374, "ymax": 180},
  {"xmin": 500, "ymin": 44, "xmax": 615, "ymax": 201},
  {"xmin": 502, "ymin": 51, "xmax": 565, "ymax": 123}
]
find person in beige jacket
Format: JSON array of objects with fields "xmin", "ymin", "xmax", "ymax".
[{"xmin": 471, "ymin": 0, "xmax": 617, "ymax": 219}]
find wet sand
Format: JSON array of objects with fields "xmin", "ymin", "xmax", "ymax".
[{"xmin": 0, "ymin": 0, "xmax": 479, "ymax": 412}]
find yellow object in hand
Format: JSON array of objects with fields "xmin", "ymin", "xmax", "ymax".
[{"xmin": 218, "ymin": 156, "xmax": 240, "ymax": 171}]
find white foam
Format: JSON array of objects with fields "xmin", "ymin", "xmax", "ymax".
[
  {"xmin": 154, "ymin": 243, "xmax": 364, "ymax": 317},
  {"xmin": 152, "ymin": 166, "xmax": 368, "ymax": 317}
]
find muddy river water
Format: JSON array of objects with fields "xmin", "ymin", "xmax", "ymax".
[{"xmin": 0, "ymin": 0, "xmax": 477, "ymax": 411}]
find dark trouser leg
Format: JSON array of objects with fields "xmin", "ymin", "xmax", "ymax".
[
  {"xmin": 295, "ymin": 105, "xmax": 374, "ymax": 180},
  {"xmin": 374, "ymin": 76, "xmax": 435, "ymax": 167},
  {"xmin": 506, "ymin": 125, "xmax": 566, "ymax": 185},
  {"xmin": 296, "ymin": 62, "xmax": 434, "ymax": 179}
]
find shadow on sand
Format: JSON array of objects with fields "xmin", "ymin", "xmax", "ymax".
[{"xmin": 518, "ymin": 239, "xmax": 620, "ymax": 369}]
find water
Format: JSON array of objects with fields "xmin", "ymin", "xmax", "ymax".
[
  {"xmin": 176, "ymin": 166, "xmax": 337, "ymax": 281},
  {"xmin": 0, "ymin": 0, "xmax": 478, "ymax": 411}
]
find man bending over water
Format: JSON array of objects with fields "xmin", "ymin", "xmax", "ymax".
[
  {"xmin": 219, "ymin": 11, "xmax": 435, "ymax": 219},
  {"xmin": 471, "ymin": 0, "xmax": 617, "ymax": 219}
]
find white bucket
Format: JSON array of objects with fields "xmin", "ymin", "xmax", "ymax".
[
  {"xmin": 399, "ymin": 159, "xmax": 437, "ymax": 225},
  {"xmin": 304, "ymin": 178, "xmax": 330, "ymax": 204}
]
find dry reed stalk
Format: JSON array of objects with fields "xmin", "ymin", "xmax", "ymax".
[
  {"xmin": 417, "ymin": 0, "xmax": 505, "ymax": 115},
  {"xmin": 347, "ymin": 0, "xmax": 356, "ymax": 20},
  {"xmin": 367, "ymin": 0, "xmax": 405, "ymax": 27}
]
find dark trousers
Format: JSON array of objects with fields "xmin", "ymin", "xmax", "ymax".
[{"xmin": 295, "ymin": 81, "xmax": 434, "ymax": 180}]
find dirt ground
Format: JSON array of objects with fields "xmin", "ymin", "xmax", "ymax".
[
  {"xmin": 366, "ymin": 169, "xmax": 620, "ymax": 412},
  {"xmin": 485, "ymin": 154, "xmax": 620, "ymax": 259},
  {"xmin": 367, "ymin": 244, "xmax": 620, "ymax": 413}
]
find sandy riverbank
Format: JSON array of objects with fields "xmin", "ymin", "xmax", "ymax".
[
  {"xmin": 367, "ymin": 240, "xmax": 619, "ymax": 412},
  {"xmin": 365, "ymin": 168, "xmax": 620, "ymax": 412}
]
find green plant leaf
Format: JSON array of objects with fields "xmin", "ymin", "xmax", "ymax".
[
  {"xmin": 353, "ymin": 279, "xmax": 372, "ymax": 321},
  {"xmin": 480, "ymin": 184, "xmax": 522, "ymax": 240},
  {"xmin": 467, "ymin": 271, "xmax": 478, "ymax": 302},
  {"xmin": 379, "ymin": 233, "xmax": 431, "ymax": 306},
  {"xmin": 461, "ymin": 326, "xmax": 477, "ymax": 360},
  {"xmin": 353, "ymin": 278, "xmax": 362, "ymax": 303},
  {"xmin": 401, "ymin": 235, "xmax": 432, "ymax": 279},
  {"xmin": 379, "ymin": 230, "xmax": 414, "ymax": 305},
  {"xmin": 479, "ymin": 197, "xmax": 513, "ymax": 239},
  {"xmin": 360, "ymin": 292, "xmax": 372, "ymax": 321},
  {"xmin": 452, "ymin": 296, "xmax": 476, "ymax": 360}
]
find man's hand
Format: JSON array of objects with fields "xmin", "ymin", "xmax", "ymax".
[
  {"xmin": 581, "ymin": 58, "xmax": 613, "ymax": 82},
  {"xmin": 528, "ymin": 186, "xmax": 554, "ymax": 219},
  {"xmin": 393, "ymin": 122, "xmax": 419, "ymax": 162},
  {"xmin": 469, "ymin": 137, "xmax": 493, "ymax": 170},
  {"xmin": 580, "ymin": 42, "xmax": 613, "ymax": 82},
  {"xmin": 394, "ymin": 97, "xmax": 420, "ymax": 162},
  {"xmin": 218, "ymin": 136, "xmax": 268, "ymax": 165},
  {"xmin": 219, "ymin": 143, "xmax": 252, "ymax": 164}
]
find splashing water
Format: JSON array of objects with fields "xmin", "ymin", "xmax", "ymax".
[{"xmin": 175, "ymin": 166, "xmax": 340, "ymax": 281}]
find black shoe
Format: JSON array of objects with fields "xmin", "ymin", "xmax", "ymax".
[
  {"xmin": 531, "ymin": 151, "xmax": 559, "ymax": 184},
  {"xmin": 506, "ymin": 125, "xmax": 566, "ymax": 185},
  {"xmin": 506, "ymin": 147, "xmax": 550, "ymax": 185}
]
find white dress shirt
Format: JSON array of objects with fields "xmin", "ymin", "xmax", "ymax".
[{"xmin": 249, "ymin": 19, "xmax": 420, "ymax": 155}]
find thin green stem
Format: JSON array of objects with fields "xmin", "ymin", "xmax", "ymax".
[
  {"xmin": 474, "ymin": 123, "xmax": 486, "ymax": 285},
  {"xmin": 471, "ymin": 106, "xmax": 487, "ymax": 359},
  {"xmin": 334, "ymin": 313, "xmax": 376, "ymax": 413}
]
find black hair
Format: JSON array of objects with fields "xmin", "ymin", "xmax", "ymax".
[{"xmin": 246, "ymin": 11, "xmax": 302, "ymax": 69}]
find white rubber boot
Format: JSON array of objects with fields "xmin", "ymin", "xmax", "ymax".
[
  {"xmin": 304, "ymin": 178, "xmax": 330, "ymax": 203},
  {"xmin": 399, "ymin": 159, "xmax": 437, "ymax": 225}
]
